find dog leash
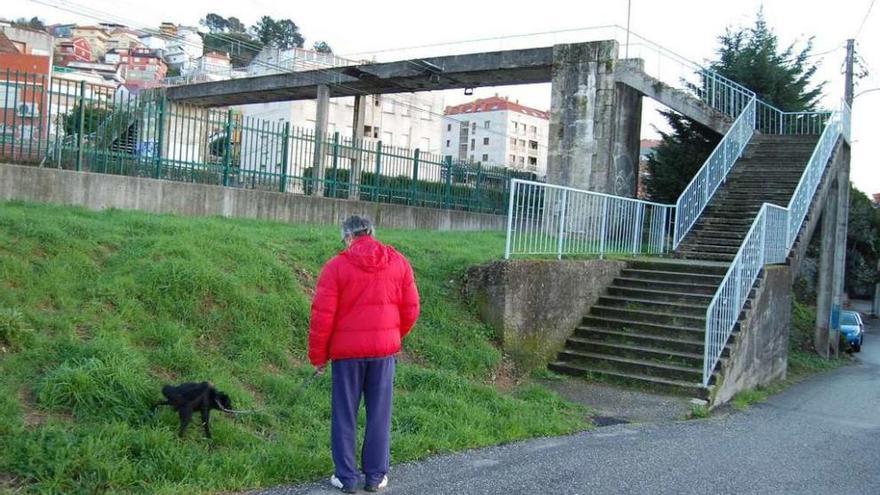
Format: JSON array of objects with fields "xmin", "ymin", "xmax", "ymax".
[{"xmin": 214, "ymin": 370, "xmax": 322, "ymax": 415}]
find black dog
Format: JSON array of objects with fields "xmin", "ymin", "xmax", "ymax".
[{"xmin": 154, "ymin": 382, "xmax": 232, "ymax": 438}]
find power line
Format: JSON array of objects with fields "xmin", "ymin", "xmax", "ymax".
[
  {"xmin": 854, "ymin": 0, "xmax": 877, "ymax": 39},
  {"xmin": 32, "ymin": 0, "xmax": 554, "ymax": 155}
]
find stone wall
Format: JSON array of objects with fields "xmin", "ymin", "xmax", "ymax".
[
  {"xmin": 463, "ymin": 259, "xmax": 625, "ymax": 370},
  {"xmin": 0, "ymin": 163, "xmax": 505, "ymax": 231}
]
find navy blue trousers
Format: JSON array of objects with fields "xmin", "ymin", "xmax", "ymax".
[{"xmin": 331, "ymin": 356, "xmax": 395, "ymax": 488}]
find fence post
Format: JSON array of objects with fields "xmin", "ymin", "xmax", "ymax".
[
  {"xmin": 153, "ymin": 94, "xmax": 165, "ymax": 179},
  {"xmin": 75, "ymin": 80, "xmax": 86, "ymax": 172},
  {"xmin": 330, "ymin": 131, "xmax": 340, "ymax": 197},
  {"xmin": 411, "ymin": 148, "xmax": 420, "ymax": 205},
  {"xmin": 372, "ymin": 140, "xmax": 382, "ymax": 202},
  {"xmin": 504, "ymin": 179, "xmax": 517, "ymax": 259},
  {"xmin": 222, "ymin": 109, "xmax": 233, "ymax": 187},
  {"xmin": 474, "ymin": 162, "xmax": 483, "ymax": 212},
  {"xmin": 556, "ymin": 189, "xmax": 568, "ymax": 259},
  {"xmin": 280, "ymin": 121, "xmax": 290, "ymax": 193},
  {"xmin": 1, "ymin": 69, "xmax": 9, "ymax": 159},
  {"xmin": 443, "ymin": 156, "xmax": 453, "ymax": 209},
  {"xmin": 599, "ymin": 196, "xmax": 609, "ymax": 259},
  {"xmin": 632, "ymin": 202, "xmax": 644, "ymax": 254}
]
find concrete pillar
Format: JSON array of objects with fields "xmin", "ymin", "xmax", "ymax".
[
  {"xmin": 312, "ymin": 84, "xmax": 330, "ymax": 196},
  {"xmin": 610, "ymin": 61, "xmax": 643, "ymax": 197},
  {"xmin": 829, "ymin": 147, "xmax": 852, "ymax": 357},
  {"xmin": 547, "ymin": 41, "xmax": 642, "ymax": 197},
  {"xmin": 349, "ymin": 95, "xmax": 366, "ymax": 200},
  {"xmin": 815, "ymin": 187, "xmax": 837, "ymax": 358}
]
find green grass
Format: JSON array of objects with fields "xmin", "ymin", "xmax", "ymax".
[
  {"xmin": 0, "ymin": 201, "xmax": 587, "ymax": 494},
  {"xmin": 688, "ymin": 403, "xmax": 710, "ymax": 419}
]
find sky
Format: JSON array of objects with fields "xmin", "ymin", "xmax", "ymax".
[{"xmin": 7, "ymin": 0, "xmax": 880, "ymax": 196}]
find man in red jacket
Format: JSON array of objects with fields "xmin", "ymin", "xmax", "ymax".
[{"xmin": 308, "ymin": 215, "xmax": 420, "ymax": 493}]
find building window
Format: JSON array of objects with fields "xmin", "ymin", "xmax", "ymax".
[
  {"xmin": 471, "ymin": 122, "xmax": 476, "ymax": 132},
  {"xmin": 446, "ymin": 139, "xmax": 451, "ymax": 148},
  {"xmin": 470, "ymin": 138, "xmax": 475, "ymax": 151},
  {"xmin": 509, "ymin": 154, "xmax": 516, "ymax": 165},
  {"xmin": 469, "ymin": 154, "xmax": 474, "ymax": 162},
  {"xmin": 483, "ymin": 137, "xmax": 489, "ymax": 146},
  {"xmin": 529, "ymin": 140, "xmax": 539, "ymax": 150},
  {"xmin": 484, "ymin": 120, "xmax": 490, "ymax": 129},
  {"xmin": 518, "ymin": 139, "xmax": 526, "ymax": 147},
  {"xmin": 482, "ymin": 154, "xmax": 489, "ymax": 162},
  {"xmin": 518, "ymin": 156, "xmax": 525, "ymax": 165},
  {"xmin": 529, "ymin": 125, "xmax": 537, "ymax": 135},
  {"xmin": 447, "ymin": 124, "xmax": 452, "ymax": 132},
  {"xmin": 528, "ymin": 156, "xmax": 538, "ymax": 166},
  {"xmin": 510, "ymin": 137, "xmax": 516, "ymax": 146}
]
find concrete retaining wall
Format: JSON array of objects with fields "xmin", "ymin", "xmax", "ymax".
[
  {"xmin": 0, "ymin": 163, "xmax": 505, "ymax": 231},
  {"xmin": 463, "ymin": 259, "xmax": 625, "ymax": 370},
  {"xmin": 712, "ymin": 265, "xmax": 792, "ymax": 406}
]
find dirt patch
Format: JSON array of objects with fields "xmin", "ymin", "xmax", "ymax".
[
  {"xmin": 396, "ymin": 349, "xmax": 427, "ymax": 367},
  {"xmin": 292, "ymin": 267, "xmax": 316, "ymax": 297},
  {"xmin": 489, "ymin": 359, "xmax": 521, "ymax": 392},
  {"xmin": 0, "ymin": 473, "xmax": 24, "ymax": 492}
]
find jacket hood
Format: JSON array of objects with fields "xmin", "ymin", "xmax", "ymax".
[{"xmin": 342, "ymin": 236, "xmax": 393, "ymax": 273}]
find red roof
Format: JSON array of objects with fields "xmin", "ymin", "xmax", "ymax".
[
  {"xmin": 0, "ymin": 32, "xmax": 20, "ymax": 54},
  {"xmin": 444, "ymin": 96, "xmax": 549, "ymax": 120}
]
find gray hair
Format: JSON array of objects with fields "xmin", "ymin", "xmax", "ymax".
[{"xmin": 341, "ymin": 215, "xmax": 374, "ymax": 240}]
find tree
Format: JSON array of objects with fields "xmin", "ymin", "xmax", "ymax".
[
  {"xmin": 846, "ymin": 187, "xmax": 880, "ymax": 298},
  {"xmin": 201, "ymin": 32, "xmax": 263, "ymax": 68},
  {"xmin": 62, "ymin": 104, "xmax": 111, "ymax": 136},
  {"xmin": 250, "ymin": 16, "xmax": 304, "ymax": 50},
  {"xmin": 226, "ymin": 17, "xmax": 246, "ymax": 34},
  {"xmin": 646, "ymin": 10, "xmax": 824, "ymax": 201},
  {"xmin": 13, "ymin": 17, "xmax": 46, "ymax": 31},
  {"xmin": 313, "ymin": 41, "xmax": 333, "ymax": 54},
  {"xmin": 200, "ymin": 13, "xmax": 228, "ymax": 33}
]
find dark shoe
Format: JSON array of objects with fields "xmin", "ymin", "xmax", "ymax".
[
  {"xmin": 364, "ymin": 475, "xmax": 388, "ymax": 492},
  {"xmin": 330, "ymin": 475, "xmax": 357, "ymax": 494}
]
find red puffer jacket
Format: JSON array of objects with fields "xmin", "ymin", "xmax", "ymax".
[{"xmin": 308, "ymin": 236, "xmax": 420, "ymax": 367}]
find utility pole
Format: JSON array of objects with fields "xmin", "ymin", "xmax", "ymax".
[
  {"xmin": 845, "ymin": 39, "xmax": 855, "ymax": 106},
  {"xmin": 828, "ymin": 39, "xmax": 855, "ymax": 356},
  {"xmin": 625, "ymin": 0, "xmax": 632, "ymax": 59}
]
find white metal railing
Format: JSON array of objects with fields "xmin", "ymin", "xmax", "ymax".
[
  {"xmin": 673, "ymin": 98, "xmax": 757, "ymax": 248},
  {"xmin": 701, "ymin": 100, "xmax": 851, "ymax": 386},
  {"xmin": 504, "ymin": 179, "xmax": 674, "ymax": 259},
  {"xmin": 756, "ymin": 100, "xmax": 834, "ymax": 135}
]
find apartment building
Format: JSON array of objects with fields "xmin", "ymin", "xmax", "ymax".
[{"xmin": 441, "ymin": 95, "xmax": 549, "ymax": 176}]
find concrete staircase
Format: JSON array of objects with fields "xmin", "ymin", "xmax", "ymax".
[
  {"xmin": 549, "ymin": 259, "xmax": 733, "ymax": 398},
  {"xmin": 675, "ymin": 135, "xmax": 819, "ymax": 262}
]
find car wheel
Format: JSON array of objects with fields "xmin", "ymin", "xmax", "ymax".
[{"xmin": 853, "ymin": 342, "xmax": 861, "ymax": 353}]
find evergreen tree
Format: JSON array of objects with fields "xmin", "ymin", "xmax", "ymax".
[{"xmin": 646, "ymin": 11, "xmax": 824, "ymax": 202}]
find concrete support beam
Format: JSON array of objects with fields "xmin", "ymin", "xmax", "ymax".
[
  {"xmin": 873, "ymin": 258, "xmax": 880, "ymax": 318},
  {"xmin": 815, "ymin": 187, "xmax": 837, "ymax": 358},
  {"xmin": 312, "ymin": 84, "xmax": 330, "ymax": 196},
  {"xmin": 611, "ymin": 72, "xmax": 643, "ymax": 197},
  {"xmin": 349, "ymin": 95, "xmax": 366, "ymax": 200},
  {"xmin": 546, "ymin": 41, "xmax": 642, "ymax": 196},
  {"xmin": 829, "ymin": 147, "xmax": 852, "ymax": 356}
]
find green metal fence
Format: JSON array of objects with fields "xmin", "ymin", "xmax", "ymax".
[{"xmin": 0, "ymin": 69, "xmax": 535, "ymax": 215}]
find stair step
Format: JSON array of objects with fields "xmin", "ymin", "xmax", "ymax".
[
  {"xmin": 613, "ymin": 277, "xmax": 719, "ymax": 295},
  {"xmin": 596, "ymin": 296, "xmax": 708, "ymax": 317},
  {"xmin": 564, "ymin": 337, "xmax": 705, "ymax": 367},
  {"xmin": 576, "ymin": 327, "xmax": 713, "ymax": 355},
  {"xmin": 557, "ymin": 349, "xmax": 703, "ymax": 382},
  {"xmin": 548, "ymin": 361, "xmax": 710, "ymax": 398},
  {"xmin": 606, "ymin": 286, "xmax": 714, "ymax": 304},
  {"xmin": 580, "ymin": 316, "xmax": 705, "ymax": 339},
  {"xmin": 626, "ymin": 259, "xmax": 728, "ymax": 276},
  {"xmin": 678, "ymin": 252, "xmax": 736, "ymax": 262},
  {"xmin": 678, "ymin": 244, "xmax": 740, "ymax": 254},
  {"xmin": 619, "ymin": 269, "xmax": 723, "ymax": 285}
]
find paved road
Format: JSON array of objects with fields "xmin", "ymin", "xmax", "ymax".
[{"xmin": 258, "ymin": 311, "xmax": 880, "ymax": 495}]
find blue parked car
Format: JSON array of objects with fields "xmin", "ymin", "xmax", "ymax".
[{"xmin": 840, "ymin": 310, "xmax": 865, "ymax": 353}]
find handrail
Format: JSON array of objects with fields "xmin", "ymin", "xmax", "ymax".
[
  {"xmin": 504, "ymin": 179, "xmax": 674, "ymax": 259},
  {"xmin": 673, "ymin": 97, "xmax": 756, "ymax": 248},
  {"xmin": 701, "ymin": 100, "xmax": 850, "ymax": 386}
]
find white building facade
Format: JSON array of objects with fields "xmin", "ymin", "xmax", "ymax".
[
  {"xmin": 238, "ymin": 47, "xmax": 444, "ymax": 154},
  {"xmin": 442, "ymin": 96, "xmax": 549, "ymax": 177}
]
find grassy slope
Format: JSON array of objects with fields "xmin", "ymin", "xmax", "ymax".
[{"xmin": 0, "ymin": 201, "xmax": 585, "ymax": 495}]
